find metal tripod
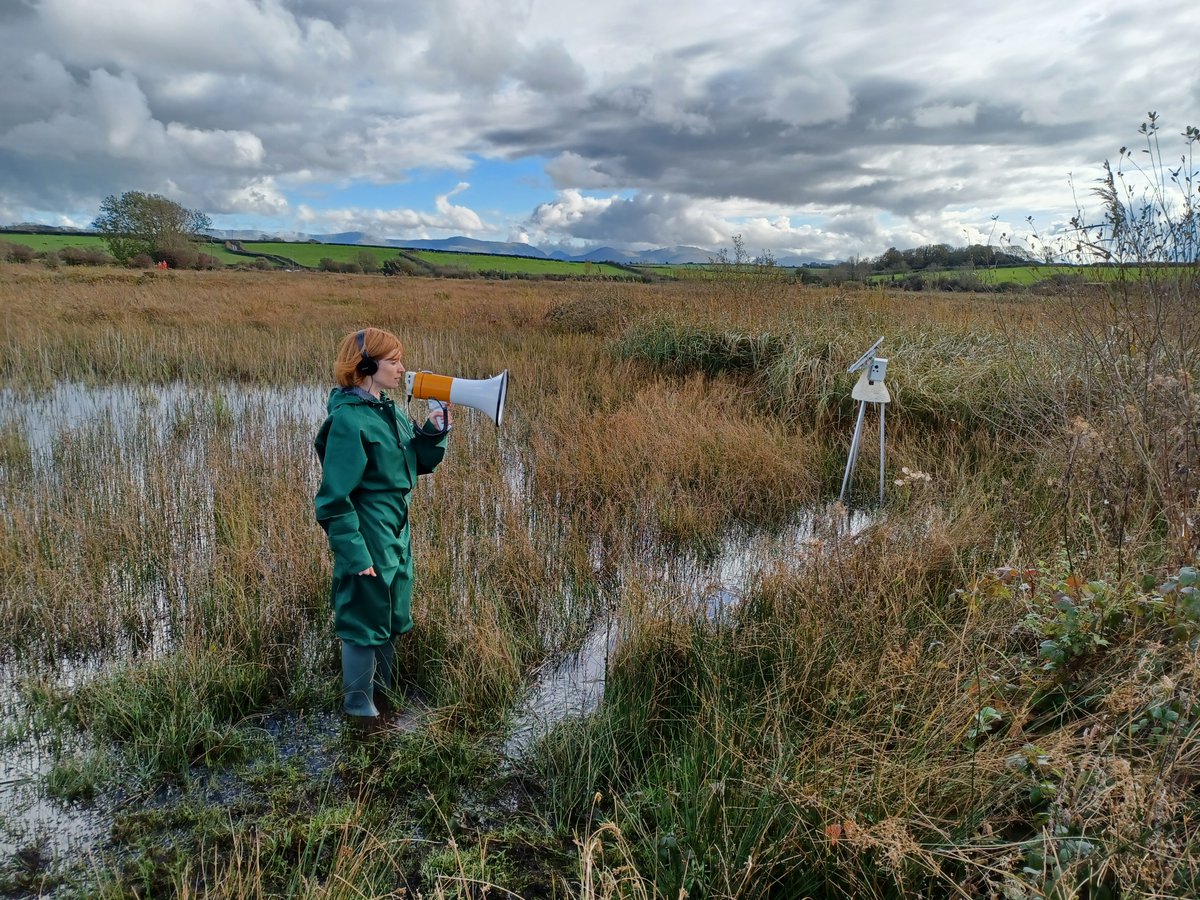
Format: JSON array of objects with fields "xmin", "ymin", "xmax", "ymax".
[
  {"xmin": 838, "ymin": 337, "xmax": 890, "ymax": 506},
  {"xmin": 839, "ymin": 399, "xmax": 887, "ymax": 504}
]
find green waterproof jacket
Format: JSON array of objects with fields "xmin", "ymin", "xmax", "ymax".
[{"xmin": 314, "ymin": 388, "xmax": 448, "ymax": 646}]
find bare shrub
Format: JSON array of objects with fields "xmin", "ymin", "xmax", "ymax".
[
  {"xmin": 59, "ymin": 245, "xmax": 114, "ymax": 266},
  {"xmin": 1, "ymin": 241, "xmax": 35, "ymax": 263},
  {"xmin": 154, "ymin": 237, "xmax": 199, "ymax": 269},
  {"xmin": 1052, "ymin": 116, "xmax": 1200, "ymax": 569}
]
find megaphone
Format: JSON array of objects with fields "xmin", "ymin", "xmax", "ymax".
[{"xmin": 405, "ymin": 369, "xmax": 509, "ymax": 426}]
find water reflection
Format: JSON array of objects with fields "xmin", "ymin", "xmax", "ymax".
[
  {"xmin": 0, "ymin": 381, "xmax": 327, "ymax": 460},
  {"xmin": 0, "ymin": 657, "xmax": 110, "ymax": 860},
  {"xmin": 503, "ymin": 506, "xmax": 874, "ymax": 758},
  {"xmin": 0, "ymin": 742, "xmax": 109, "ymax": 860}
]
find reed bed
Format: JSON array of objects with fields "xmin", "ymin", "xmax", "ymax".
[{"xmin": 0, "ymin": 262, "xmax": 1196, "ymax": 897}]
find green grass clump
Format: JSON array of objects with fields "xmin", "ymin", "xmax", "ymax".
[
  {"xmin": 56, "ymin": 649, "xmax": 277, "ymax": 781},
  {"xmin": 45, "ymin": 748, "xmax": 118, "ymax": 802},
  {"xmin": 0, "ymin": 420, "xmax": 32, "ymax": 476},
  {"xmin": 616, "ymin": 319, "xmax": 790, "ymax": 377}
]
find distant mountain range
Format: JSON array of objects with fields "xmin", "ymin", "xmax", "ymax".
[{"xmin": 1, "ymin": 224, "xmax": 839, "ymax": 266}]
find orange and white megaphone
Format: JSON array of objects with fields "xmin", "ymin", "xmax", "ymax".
[{"xmin": 405, "ymin": 369, "xmax": 509, "ymax": 426}]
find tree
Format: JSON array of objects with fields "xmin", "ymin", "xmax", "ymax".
[
  {"xmin": 356, "ymin": 250, "xmax": 379, "ymax": 274},
  {"xmin": 92, "ymin": 191, "xmax": 212, "ymax": 264},
  {"xmin": 875, "ymin": 247, "xmax": 907, "ymax": 272}
]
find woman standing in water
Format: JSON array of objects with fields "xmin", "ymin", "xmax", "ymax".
[{"xmin": 314, "ymin": 327, "xmax": 450, "ymax": 725}]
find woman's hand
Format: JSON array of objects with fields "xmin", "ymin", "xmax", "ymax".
[
  {"xmin": 429, "ymin": 401, "xmax": 453, "ymax": 431},
  {"xmin": 356, "ymin": 566, "xmax": 377, "ymax": 576}
]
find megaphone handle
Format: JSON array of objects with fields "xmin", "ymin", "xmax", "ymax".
[
  {"xmin": 428, "ymin": 398, "xmax": 447, "ymax": 430},
  {"xmin": 414, "ymin": 399, "xmax": 451, "ymax": 436}
]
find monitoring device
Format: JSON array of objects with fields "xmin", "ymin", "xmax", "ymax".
[{"xmin": 840, "ymin": 337, "xmax": 891, "ymax": 505}]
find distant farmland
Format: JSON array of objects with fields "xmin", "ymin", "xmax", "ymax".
[
  {"xmin": 233, "ymin": 241, "xmax": 390, "ymax": 268},
  {"xmin": 232, "ymin": 241, "xmax": 639, "ymax": 277},
  {"xmin": 0, "ymin": 232, "xmax": 245, "ymax": 265},
  {"xmin": 406, "ymin": 249, "xmax": 633, "ymax": 277},
  {"xmin": 0, "ymin": 233, "xmax": 113, "ymax": 254},
  {"xmin": 869, "ymin": 264, "xmax": 1133, "ymax": 286},
  {"xmin": 0, "ymin": 232, "xmax": 642, "ymax": 277},
  {"xmin": 5, "ymin": 232, "xmax": 1170, "ymax": 286}
]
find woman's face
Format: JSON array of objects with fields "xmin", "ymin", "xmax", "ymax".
[{"xmin": 372, "ymin": 352, "xmax": 406, "ymax": 391}]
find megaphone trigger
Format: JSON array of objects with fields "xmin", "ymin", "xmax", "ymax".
[{"xmin": 405, "ymin": 369, "xmax": 509, "ymax": 427}]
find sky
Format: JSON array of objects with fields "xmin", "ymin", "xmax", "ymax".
[{"xmin": 0, "ymin": 0, "xmax": 1196, "ymax": 260}]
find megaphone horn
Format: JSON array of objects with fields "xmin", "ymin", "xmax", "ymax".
[{"xmin": 405, "ymin": 369, "xmax": 509, "ymax": 427}]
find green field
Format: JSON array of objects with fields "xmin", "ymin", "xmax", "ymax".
[
  {"xmin": 1, "ymin": 233, "xmax": 645, "ymax": 277},
  {"xmin": 200, "ymin": 242, "xmax": 246, "ymax": 264},
  {"xmin": 409, "ymin": 249, "xmax": 632, "ymax": 277},
  {"xmin": 631, "ymin": 263, "xmax": 722, "ymax": 279},
  {"xmin": 870, "ymin": 264, "xmax": 1149, "ymax": 285},
  {"xmin": 232, "ymin": 241, "xmax": 636, "ymax": 276},
  {"xmin": 0, "ymin": 232, "xmax": 247, "ymax": 265},
  {"xmin": 6, "ymin": 232, "xmax": 1180, "ymax": 286},
  {"xmin": 233, "ymin": 240, "xmax": 393, "ymax": 267},
  {"xmin": 0, "ymin": 233, "xmax": 106, "ymax": 253}
]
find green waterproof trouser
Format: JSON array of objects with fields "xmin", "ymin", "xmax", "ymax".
[{"xmin": 330, "ymin": 561, "xmax": 414, "ymax": 647}]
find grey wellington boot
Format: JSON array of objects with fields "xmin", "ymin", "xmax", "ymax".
[
  {"xmin": 373, "ymin": 641, "xmax": 396, "ymax": 714},
  {"xmin": 341, "ymin": 641, "xmax": 380, "ymax": 718}
]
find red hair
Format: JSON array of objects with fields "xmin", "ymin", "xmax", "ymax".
[{"xmin": 333, "ymin": 327, "xmax": 403, "ymax": 387}]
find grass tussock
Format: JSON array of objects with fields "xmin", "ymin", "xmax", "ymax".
[
  {"xmin": 34, "ymin": 647, "xmax": 275, "ymax": 781},
  {"xmin": 618, "ymin": 313, "xmax": 1079, "ymax": 442},
  {"xmin": 534, "ymin": 375, "xmax": 821, "ymax": 546}
]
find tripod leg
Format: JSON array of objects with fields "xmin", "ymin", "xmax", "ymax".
[
  {"xmin": 879, "ymin": 403, "xmax": 886, "ymax": 504},
  {"xmin": 839, "ymin": 401, "xmax": 868, "ymax": 503}
]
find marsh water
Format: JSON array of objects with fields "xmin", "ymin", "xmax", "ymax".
[{"xmin": 0, "ymin": 381, "xmax": 873, "ymax": 865}]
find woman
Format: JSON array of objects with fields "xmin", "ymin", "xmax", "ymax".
[{"xmin": 314, "ymin": 327, "xmax": 450, "ymax": 722}]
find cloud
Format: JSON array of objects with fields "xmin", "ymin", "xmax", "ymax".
[
  {"xmin": 515, "ymin": 40, "xmax": 586, "ymax": 95},
  {"xmin": 422, "ymin": 2, "xmax": 521, "ymax": 91},
  {"xmin": 218, "ymin": 177, "xmax": 290, "ymax": 217},
  {"xmin": 296, "ymin": 182, "xmax": 485, "ymax": 236},
  {"xmin": 545, "ymin": 152, "xmax": 616, "ymax": 190},
  {"xmin": 434, "ymin": 182, "xmax": 485, "ymax": 231},
  {"xmin": 912, "ymin": 103, "xmax": 979, "ymax": 129},
  {"xmin": 0, "ymin": 66, "xmax": 263, "ymax": 169},
  {"xmin": 35, "ymin": 0, "xmax": 351, "ymax": 79},
  {"xmin": 0, "ymin": 0, "xmax": 1195, "ymax": 259},
  {"xmin": 527, "ymin": 190, "xmax": 857, "ymax": 257},
  {"xmin": 522, "ymin": 187, "xmax": 1058, "ymax": 261}
]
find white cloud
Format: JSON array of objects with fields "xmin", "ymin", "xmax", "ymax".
[
  {"xmin": 218, "ymin": 177, "xmax": 289, "ymax": 216},
  {"xmin": 434, "ymin": 183, "xmax": 485, "ymax": 232},
  {"xmin": 36, "ymin": 0, "xmax": 348, "ymax": 78},
  {"xmin": 528, "ymin": 190, "xmax": 618, "ymax": 233},
  {"xmin": 294, "ymin": 184, "xmax": 486, "ymax": 236}
]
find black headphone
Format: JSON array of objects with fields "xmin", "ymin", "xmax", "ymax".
[{"xmin": 355, "ymin": 330, "xmax": 378, "ymax": 377}]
